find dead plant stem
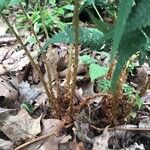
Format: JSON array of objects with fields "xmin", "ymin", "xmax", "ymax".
[
  {"xmin": 1, "ymin": 13, "xmax": 52, "ymax": 105},
  {"xmin": 36, "ymin": 1, "xmax": 61, "ymax": 114},
  {"xmin": 90, "ymin": 124, "xmax": 150, "ymax": 132},
  {"xmin": 69, "ymin": 0, "xmax": 80, "ymax": 115},
  {"xmin": 19, "ymin": 3, "xmax": 57, "ymax": 115},
  {"xmin": 66, "ymin": 44, "xmax": 73, "ymax": 90}
]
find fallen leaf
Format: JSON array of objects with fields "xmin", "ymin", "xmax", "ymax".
[
  {"xmin": 1, "ymin": 48, "xmax": 37, "ymax": 73},
  {"xmin": 0, "ymin": 77, "xmax": 19, "ymax": 108},
  {"xmin": 69, "ymin": 139, "xmax": 85, "ymax": 150},
  {"xmin": 0, "ymin": 108, "xmax": 41, "ymax": 141},
  {"xmin": 0, "ymin": 18, "xmax": 8, "ymax": 36},
  {"xmin": 120, "ymin": 143, "xmax": 145, "ymax": 150},
  {"xmin": 41, "ymin": 119, "xmax": 64, "ymax": 135},
  {"xmin": 0, "ymin": 36, "xmax": 16, "ymax": 45},
  {"xmin": 19, "ymin": 81, "xmax": 41, "ymax": 103},
  {"xmin": 139, "ymin": 116, "xmax": 150, "ymax": 129},
  {"xmin": 92, "ymin": 127, "xmax": 110, "ymax": 150},
  {"xmin": 0, "ymin": 138, "xmax": 14, "ymax": 150},
  {"xmin": 0, "ymin": 107, "xmax": 16, "ymax": 120}
]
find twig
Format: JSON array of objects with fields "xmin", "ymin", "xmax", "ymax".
[
  {"xmin": 90, "ymin": 124, "xmax": 150, "ymax": 132},
  {"xmin": 14, "ymin": 133, "xmax": 56, "ymax": 150},
  {"xmin": 92, "ymin": 3, "xmax": 103, "ymax": 22}
]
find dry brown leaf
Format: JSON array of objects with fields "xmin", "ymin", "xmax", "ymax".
[
  {"xmin": 78, "ymin": 81, "xmax": 95, "ymax": 97},
  {"xmin": 21, "ymin": 134, "xmax": 58, "ymax": 150},
  {"xmin": 139, "ymin": 116, "xmax": 150, "ymax": 129},
  {"xmin": 0, "ymin": 47, "xmax": 37, "ymax": 73},
  {"xmin": 3, "ymin": 50, "xmax": 29, "ymax": 72},
  {"xmin": 41, "ymin": 119, "xmax": 64, "ymax": 135},
  {"xmin": 0, "ymin": 46, "xmax": 14, "ymax": 63},
  {"xmin": 92, "ymin": 127, "xmax": 110, "ymax": 150},
  {"xmin": 70, "ymin": 139, "xmax": 85, "ymax": 150},
  {"xmin": 142, "ymin": 90, "xmax": 150, "ymax": 104},
  {"xmin": 0, "ymin": 77, "xmax": 19, "ymax": 108},
  {"xmin": 0, "ymin": 108, "xmax": 41, "ymax": 141},
  {"xmin": 22, "ymin": 135, "xmax": 71, "ymax": 150},
  {"xmin": 120, "ymin": 143, "xmax": 145, "ymax": 150},
  {"xmin": 0, "ymin": 107, "xmax": 16, "ymax": 120}
]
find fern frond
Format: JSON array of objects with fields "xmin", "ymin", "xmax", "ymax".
[
  {"xmin": 110, "ymin": 0, "xmax": 133, "ymax": 62},
  {"xmin": 88, "ymin": 10, "xmax": 113, "ymax": 33},
  {"xmin": 111, "ymin": 30, "xmax": 147, "ymax": 91},
  {"xmin": 0, "ymin": 0, "xmax": 11, "ymax": 12},
  {"xmin": 126, "ymin": 0, "xmax": 150, "ymax": 32},
  {"xmin": 42, "ymin": 26, "xmax": 104, "ymax": 52}
]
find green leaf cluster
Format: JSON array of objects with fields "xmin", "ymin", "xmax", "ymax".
[
  {"xmin": 123, "ymin": 84, "xmax": 143, "ymax": 109},
  {"xmin": 80, "ymin": 55, "xmax": 109, "ymax": 81},
  {"xmin": 98, "ymin": 79, "xmax": 143, "ymax": 109}
]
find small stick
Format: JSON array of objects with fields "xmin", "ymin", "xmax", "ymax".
[
  {"xmin": 14, "ymin": 133, "xmax": 56, "ymax": 150},
  {"xmin": 90, "ymin": 124, "xmax": 150, "ymax": 132}
]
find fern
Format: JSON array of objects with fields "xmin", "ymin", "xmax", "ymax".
[
  {"xmin": 126, "ymin": 0, "xmax": 150, "ymax": 32},
  {"xmin": 88, "ymin": 10, "xmax": 113, "ymax": 33},
  {"xmin": 110, "ymin": 0, "xmax": 133, "ymax": 61},
  {"xmin": 0, "ymin": 0, "xmax": 11, "ymax": 12},
  {"xmin": 42, "ymin": 26, "xmax": 104, "ymax": 52},
  {"xmin": 110, "ymin": 0, "xmax": 150, "ymax": 91},
  {"xmin": 111, "ymin": 30, "xmax": 147, "ymax": 91}
]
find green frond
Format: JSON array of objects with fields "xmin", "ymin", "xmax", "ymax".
[
  {"xmin": 126, "ymin": 0, "xmax": 150, "ymax": 32},
  {"xmin": 110, "ymin": 0, "xmax": 133, "ymax": 62},
  {"xmin": 111, "ymin": 30, "xmax": 147, "ymax": 92},
  {"xmin": 42, "ymin": 26, "xmax": 104, "ymax": 52},
  {"xmin": 0, "ymin": 0, "xmax": 11, "ymax": 12}
]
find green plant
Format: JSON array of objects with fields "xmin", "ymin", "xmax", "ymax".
[
  {"xmin": 98, "ymin": 79, "xmax": 143, "ymax": 113},
  {"xmin": 98, "ymin": 79, "xmax": 111, "ymax": 93},
  {"xmin": 80, "ymin": 55, "xmax": 109, "ymax": 81},
  {"xmin": 123, "ymin": 83, "xmax": 143, "ymax": 109},
  {"xmin": 16, "ymin": 3, "xmax": 66, "ymax": 33},
  {"xmin": 42, "ymin": 26, "xmax": 104, "ymax": 53},
  {"xmin": 110, "ymin": 0, "xmax": 150, "ymax": 91},
  {"xmin": 21, "ymin": 102, "xmax": 34, "ymax": 113}
]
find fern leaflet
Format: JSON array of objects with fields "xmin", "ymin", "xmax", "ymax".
[
  {"xmin": 42, "ymin": 26, "xmax": 104, "ymax": 52},
  {"xmin": 110, "ymin": 0, "xmax": 133, "ymax": 62}
]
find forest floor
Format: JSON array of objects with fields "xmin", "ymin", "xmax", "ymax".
[{"xmin": 0, "ymin": 6, "xmax": 150, "ymax": 150}]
